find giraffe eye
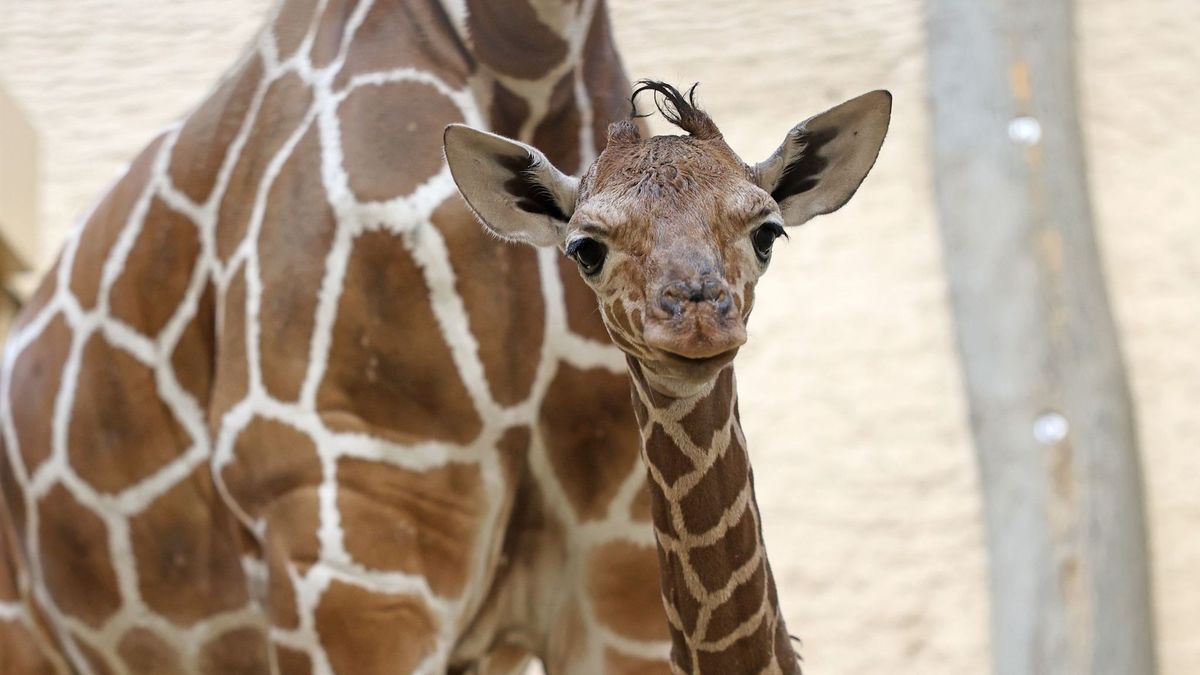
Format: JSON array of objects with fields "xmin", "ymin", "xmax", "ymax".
[
  {"xmin": 565, "ymin": 237, "xmax": 608, "ymax": 276},
  {"xmin": 752, "ymin": 222, "xmax": 786, "ymax": 262}
]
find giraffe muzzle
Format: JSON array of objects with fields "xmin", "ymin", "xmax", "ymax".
[{"xmin": 643, "ymin": 277, "xmax": 748, "ymax": 363}]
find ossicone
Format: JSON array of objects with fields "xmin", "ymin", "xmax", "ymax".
[
  {"xmin": 630, "ymin": 79, "xmax": 721, "ymax": 140},
  {"xmin": 607, "ymin": 119, "xmax": 642, "ymax": 146}
]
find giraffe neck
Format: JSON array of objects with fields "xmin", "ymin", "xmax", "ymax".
[
  {"xmin": 441, "ymin": 0, "xmax": 620, "ymax": 169},
  {"xmin": 629, "ymin": 359, "xmax": 800, "ymax": 674}
]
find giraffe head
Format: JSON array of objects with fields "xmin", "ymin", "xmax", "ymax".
[{"xmin": 446, "ymin": 82, "xmax": 890, "ymax": 394}]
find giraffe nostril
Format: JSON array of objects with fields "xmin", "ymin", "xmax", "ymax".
[
  {"xmin": 715, "ymin": 293, "xmax": 733, "ymax": 316},
  {"xmin": 658, "ymin": 278, "xmax": 735, "ymax": 317}
]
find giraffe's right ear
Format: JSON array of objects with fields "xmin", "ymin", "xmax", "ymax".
[{"xmin": 443, "ymin": 124, "xmax": 578, "ymax": 247}]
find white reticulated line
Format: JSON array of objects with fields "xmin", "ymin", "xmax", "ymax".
[
  {"xmin": 99, "ymin": 318, "xmax": 156, "ymax": 366},
  {"xmin": 0, "ymin": 601, "xmax": 24, "ymax": 621},
  {"xmin": 243, "ymin": 109, "xmax": 322, "ymax": 399},
  {"xmin": 297, "ymin": 71, "xmax": 356, "ymax": 411},
  {"xmin": 595, "ymin": 619, "xmax": 673, "ymax": 662},
  {"xmin": 403, "ymin": 218, "xmax": 501, "ymax": 420},
  {"xmin": 574, "ymin": 68, "xmax": 597, "ymax": 171},
  {"xmin": 558, "ymin": 332, "xmax": 625, "ymax": 373}
]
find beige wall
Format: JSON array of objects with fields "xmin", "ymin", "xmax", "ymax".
[
  {"xmin": 0, "ymin": 85, "xmax": 37, "ymax": 271},
  {"xmin": 0, "ymin": 0, "xmax": 1196, "ymax": 672}
]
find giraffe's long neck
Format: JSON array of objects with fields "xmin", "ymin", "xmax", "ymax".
[
  {"xmin": 448, "ymin": 0, "xmax": 626, "ymax": 171},
  {"xmin": 629, "ymin": 360, "xmax": 800, "ymax": 674}
]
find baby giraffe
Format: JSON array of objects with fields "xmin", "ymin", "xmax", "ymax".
[{"xmin": 445, "ymin": 81, "xmax": 890, "ymax": 674}]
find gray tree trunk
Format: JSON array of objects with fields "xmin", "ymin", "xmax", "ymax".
[{"xmin": 925, "ymin": 1, "xmax": 1156, "ymax": 674}]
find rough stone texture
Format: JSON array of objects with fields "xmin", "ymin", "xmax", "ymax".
[{"xmin": 0, "ymin": 1, "xmax": 1195, "ymax": 673}]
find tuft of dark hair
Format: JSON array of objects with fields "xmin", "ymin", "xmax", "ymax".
[{"xmin": 629, "ymin": 80, "xmax": 721, "ymax": 140}]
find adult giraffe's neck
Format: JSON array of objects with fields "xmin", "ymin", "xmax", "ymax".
[
  {"xmin": 628, "ymin": 360, "xmax": 800, "ymax": 674},
  {"xmin": 451, "ymin": 0, "xmax": 630, "ymax": 172}
]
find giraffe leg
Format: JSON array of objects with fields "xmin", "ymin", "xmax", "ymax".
[
  {"xmin": 219, "ymin": 422, "xmax": 514, "ymax": 675},
  {"xmin": 448, "ymin": 643, "xmax": 536, "ymax": 675},
  {"xmin": 535, "ymin": 364, "xmax": 673, "ymax": 675},
  {"xmin": 539, "ymin": 540, "xmax": 672, "ymax": 675},
  {"xmin": 249, "ymin": 484, "xmax": 488, "ymax": 674}
]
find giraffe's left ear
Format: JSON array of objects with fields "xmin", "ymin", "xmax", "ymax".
[
  {"xmin": 444, "ymin": 124, "xmax": 578, "ymax": 247},
  {"xmin": 753, "ymin": 90, "xmax": 891, "ymax": 227}
]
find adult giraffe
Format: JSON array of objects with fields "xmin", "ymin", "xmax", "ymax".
[{"xmin": 0, "ymin": 0, "xmax": 673, "ymax": 673}]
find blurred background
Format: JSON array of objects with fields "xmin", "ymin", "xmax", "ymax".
[{"xmin": 0, "ymin": 0, "xmax": 1195, "ymax": 673}]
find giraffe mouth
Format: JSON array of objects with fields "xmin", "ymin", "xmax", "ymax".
[
  {"xmin": 656, "ymin": 346, "xmax": 740, "ymax": 371},
  {"xmin": 643, "ymin": 320, "xmax": 746, "ymax": 365}
]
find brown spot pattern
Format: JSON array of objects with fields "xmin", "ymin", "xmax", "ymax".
[
  {"xmin": 315, "ymin": 581, "xmax": 437, "ymax": 674},
  {"xmin": 558, "ymin": 256, "xmax": 613, "ymax": 343},
  {"xmin": 339, "ymin": 81, "xmax": 462, "ymax": 202},
  {"xmin": 109, "ymin": 197, "xmax": 201, "ymax": 337},
  {"xmin": 70, "ymin": 135, "xmax": 165, "ymax": 310},
  {"xmin": 222, "ymin": 417, "xmax": 322, "ymax": 520},
  {"xmin": 702, "ymin": 562, "xmax": 766, "ymax": 643},
  {"xmin": 36, "ymin": 485, "xmax": 120, "ymax": 627},
  {"xmin": 337, "ymin": 457, "xmax": 485, "ymax": 597},
  {"xmin": 644, "ymin": 475, "xmax": 676, "ymax": 541},
  {"xmin": 308, "ymin": 0, "xmax": 358, "ymax": 68},
  {"xmin": 586, "ymin": 541, "xmax": 670, "ymax": 642},
  {"xmin": 129, "ymin": 468, "xmax": 248, "ymax": 625},
  {"xmin": 197, "ymin": 626, "xmax": 270, "ymax": 675},
  {"xmin": 333, "ymin": 0, "xmax": 470, "ymax": 91},
  {"xmin": 582, "ymin": 9, "xmax": 635, "ymax": 154},
  {"xmin": 170, "ymin": 56, "xmax": 264, "ymax": 203},
  {"xmin": 667, "ymin": 623, "xmax": 693, "ymax": 674},
  {"xmin": 9, "ymin": 315, "xmax": 71, "ymax": 474},
  {"xmin": 0, "ymin": 619, "xmax": 59, "ymax": 675},
  {"xmin": 171, "ymin": 281, "xmax": 216, "ymax": 406},
  {"xmin": 0, "ymin": 451, "xmax": 24, "ymax": 543},
  {"xmin": 663, "ymin": 550, "xmax": 700, "ymax": 635},
  {"xmin": 695, "ymin": 613, "xmax": 772, "ymax": 674},
  {"xmin": 68, "ymin": 334, "xmax": 191, "ymax": 494},
  {"xmin": 273, "ymin": 0, "xmax": 318, "ymax": 60},
  {"xmin": 687, "ymin": 500, "xmax": 758, "ymax": 595},
  {"xmin": 264, "ymin": 490, "xmax": 321, "ymax": 628},
  {"xmin": 257, "ymin": 126, "xmax": 335, "ymax": 402},
  {"xmin": 118, "ymin": 628, "xmax": 184, "ymax": 674},
  {"xmin": 0, "ymin": 506, "xmax": 19, "ymax": 602},
  {"xmin": 434, "ymin": 197, "xmax": 544, "ymax": 407},
  {"xmin": 489, "ymin": 80, "xmax": 530, "ymax": 138},
  {"xmin": 540, "ymin": 364, "xmax": 640, "ymax": 520},
  {"xmin": 215, "ymin": 73, "xmax": 312, "ymax": 261},
  {"xmin": 275, "ymin": 645, "xmax": 313, "ymax": 675},
  {"xmin": 532, "ymin": 73, "xmax": 582, "ymax": 173},
  {"xmin": 465, "ymin": 0, "xmax": 566, "ymax": 79},
  {"xmin": 210, "ymin": 268, "xmax": 248, "ymax": 426},
  {"xmin": 678, "ymin": 432, "xmax": 747, "ymax": 536},
  {"xmin": 679, "ymin": 368, "xmax": 732, "ymax": 450},
  {"xmin": 317, "ymin": 230, "xmax": 482, "ymax": 444},
  {"xmin": 644, "ymin": 423, "xmax": 693, "ymax": 489}
]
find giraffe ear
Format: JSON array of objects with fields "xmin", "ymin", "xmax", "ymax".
[
  {"xmin": 752, "ymin": 90, "xmax": 891, "ymax": 227},
  {"xmin": 444, "ymin": 124, "xmax": 578, "ymax": 247}
]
